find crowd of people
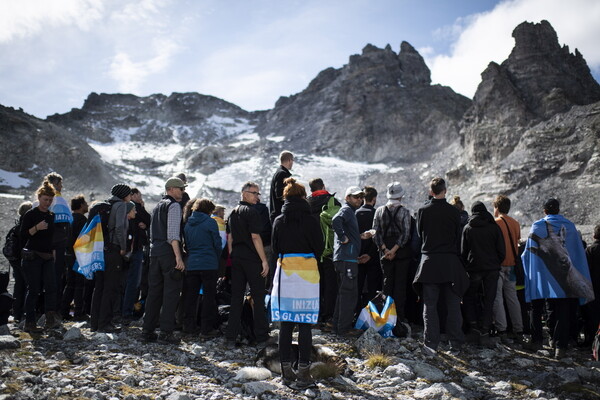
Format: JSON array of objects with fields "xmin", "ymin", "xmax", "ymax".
[{"xmin": 1, "ymin": 151, "xmax": 599, "ymax": 390}]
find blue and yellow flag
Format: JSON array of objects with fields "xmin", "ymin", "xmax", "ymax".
[
  {"xmin": 50, "ymin": 192, "xmax": 73, "ymax": 224},
  {"xmin": 73, "ymin": 215, "xmax": 105, "ymax": 279},
  {"xmin": 271, "ymin": 253, "xmax": 320, "ymax": 324},
  {"xmin": 355, "ymin": 295, "xmax": 398, "ymax": 338}
]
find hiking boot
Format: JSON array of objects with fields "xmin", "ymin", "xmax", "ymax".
[
  {"xmin": 44, "ymin": 312, "xmax": 61, "ymax": 330},
  {"xmin": 24, "ymin": 321, "xmax": 43, "ymax": 333},
  {"xmin": 199, "ymin": 329, "xmax": 221, "ymax": 339},
  {"xmin": 479, "ymin": 332, "xmax": 493, "ymax": 347},
  {"xmin": 290, "ymin": 362, "xmax": 316, "ymax": 390},
  {"xmin": 320, "ymin": 321, "xmax": 334, "ymax": 333},
  {"xmin": 422, "ymin": 345, "xmax": 437, "ymax": 357},
  {"xmin": 281, "ymin": 361, "xmax": 297, "ymax": 387},
  {"xmin": 339, "ymin": 328, "xmax": 363, "ymax": 338},
  {"xmin": 225, "ymin": 340, "xmax": 237, "ymax": 349},
  {"xmin": 555, "ymin": 348, "xmax": 567, "ymax": 359},
  {"xmin": 141, "ymin": 330, "xmax": 158, "ymax": 343},
  {"xmin": 98, "ymin": 323, "xmax": 122, "ymax": 333},
  {"xmin": 158, "ymin": 332, "xmax": 180, "ymax": 345},
  {"xmin": 525, "ymin": 340, "xmax": 543, "ymax": 352}
]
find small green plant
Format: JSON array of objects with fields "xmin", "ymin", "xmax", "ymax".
[
  {"xmin": 365, "ymin": 353, "xmax": 392, "ymax": 369},
  {"xmin": 310, "ymin": 362, "xmax": 340, "ymax": 379}
]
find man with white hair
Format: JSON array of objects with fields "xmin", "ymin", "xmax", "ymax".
[{"xmin": 372, "ymin": 182, "xmax": 412, "ymax": 322}]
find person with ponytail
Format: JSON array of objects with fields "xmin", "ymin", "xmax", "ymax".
[
  {"xmin": 271, "ymin": 177, "xmax": 324, "ymax": 390},
  {"xmin": 19, "ymin": 181, "xmax": 61, "ymax": 332}
]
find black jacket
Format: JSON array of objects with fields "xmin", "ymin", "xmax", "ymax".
[
  {"xmin": 272, "ymin": 197, "xmax": 324, "ymax": 259},
  {"xmin": 129, "ymin": 201, "xmax": 151, "ymax": 251},
  {"xmin": 355, "ymin": 204, "xmax": 377, "ymax": 257},
  {"xmin": 461, "ymin": 211, "xmax": 505, "ymax": 272},
  {"xmin": 269, "ymin": 165, "xmax": 292, "ymax": 222}
]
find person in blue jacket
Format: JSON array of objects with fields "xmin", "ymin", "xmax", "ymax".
[{"xmin": 183, "ymin": 198, "xmax": 222, "ymax": 337}]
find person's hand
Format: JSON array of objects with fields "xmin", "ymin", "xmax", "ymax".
[
  {"xmin": 138, "ymin": 222, "xmax": 147, "ymax": 229},
  {"xmin": 36, "ymin": 221, "xmax": 49, "ymax": 231},
  {"xmin": 358, "ymin": 254, "xmax": 371, "ymax": 264},
  {"xmin": 120, "ymin": 249, "xmax": 126, "ymax": 256},
  {"xmin": 260, "ymin": 260, "xmax": 269, "ymax": 278},
  {"xmin": 175, "ymin": 257, "xmax": 186, "ymax": 271}
]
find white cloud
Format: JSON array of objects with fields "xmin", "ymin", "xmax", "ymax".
[
  {"xmin": 0, "ymin": 0, "xmax": 104, "ymax": 42},
  {"xmin": 109, "ymin": 38, "xmax": 181, "ymax": 93},
  {"xmin": 426, "ymin": 0, "xmax": 600, "ymax": 98}
]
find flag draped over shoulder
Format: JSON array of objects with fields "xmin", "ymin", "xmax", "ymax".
[
  {"xmin": 355, "ymin": 295, "xmax": 398, "ymax": 337},
  {"xmin": 73, "ymin": 215, "xmax": 105, "ymax": 280},
  {"xmin": 522, "ymin": 214, "xmax": 595, "ymax": 304},
  {"xmin": 271, "ymin": 253, "xmax": 319, "ymax": 324},
  {"xmin": 50, "ymin": 192, "xmax": 73, "ymax": 224},
  {"xmin": 212, "ymin": 215, "xmax": 227, "ymax": 249}
]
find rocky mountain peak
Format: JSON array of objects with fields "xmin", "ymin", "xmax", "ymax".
[
  {"xmin": 462, "ymin": 19, "xmax": 600, "ymax": 164},
  {"xmin": 398, "ymin": 40, "xmax": 431, "ymax": 86}
]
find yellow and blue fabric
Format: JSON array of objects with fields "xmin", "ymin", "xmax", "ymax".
[
  {"xmin": 73, "ymin": 215, "xmax": 105, "ymax": 279},
  {"xmin": 50, "ymin": 192, "xmax": 73, "ymax": 224},
  {"xmin": 211, "ymin": 214, "xmax": 227, "ymax": 249},
  {"xmin": 355, "ymin": 295, "xmax": 398, "ymax": 338},
  {"xmin": 271, "ymin": 253, "xmax": 320, "ymax": 324}
]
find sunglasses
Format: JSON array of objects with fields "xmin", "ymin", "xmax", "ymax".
[{"xmin": 245, "ymin": 191, "xmax": 261, "ymax": 196}]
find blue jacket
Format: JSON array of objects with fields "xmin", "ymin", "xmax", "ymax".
[
  {"xmin": 184, "ymin": 211, "xmax": 222, "ymax": 271},
  {"xmin": 332, "ymin": 202, "xmax": 360, "ymax": 263}
]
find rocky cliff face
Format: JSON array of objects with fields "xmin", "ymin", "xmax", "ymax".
[
  {"xmin": 256, "ymin": 41, "xmax": 472, "ymax": 163},
  {"xmin": 462, "ymin": 20, "xmax": 600, "ymax": 163}
]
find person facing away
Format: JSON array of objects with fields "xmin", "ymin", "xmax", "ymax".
[
  {"xmin": 225, "ymin": 181, "xmax": 270, "ymax": 347},
  {"xmin": 306, "ymin": 177, "xmax": 341, "ymax": 328},
  {"xmin": 355, "ymin": 186, "xmax": 382, "ymax": 313},
  {"xmin": 331, "ymin": 186, "xmax": 364, "ymax": 337},
  {"xmin": 522, "ymin": 198, "xmax": 594, "ymax": 359},
  {"xmin": 271, "ymin": 177, "xmax": 323, "ymax": 390},
  {"xmin": 269, "ymin": 150, "xmax": 293, "ymax": 223},
  {"xmin": 8, "ymin": 200, "xmax": 32, "ymax": 323},
  {"xmin": 183, "ymin": 198, "xmax": 222, "ymax": 338},
  {"xmin": 141, "ymin": 177, "xmax": 187, "ymax": 344},
  {"xmin": 413, "ymin": 177, "xmax": 469, "ymax": 355},
  {"xmin": 90, "ymin": 183, "xmax": 131, "ymax": 333},
  {"xmin": 372, "ymin": 182, "xmax": 412, "ymax": 321},
  {"xmin": 461, "ymin": 201, "xmax": 505, "ymax": 345},
  {"xmin": 583, "ymin": 224, "xmax": 600, "ymax": 346},
  {"xmin": 492, "ymin": 194, "xmax": 524, "ymax": 341}
]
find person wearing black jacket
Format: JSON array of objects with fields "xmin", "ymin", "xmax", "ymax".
[
  {"xmin": 306, "ymin": 178, "xmax": 341, "ymax": 326},
  {"xmin": 271, "ymin": 178, "xmax": 323, "ymax": 390},
  {"xmin": 60, "ymin": 195, "xmax": 88, "ymax": 320},
  {"xmin": 269, "ymin": 151, "xmax": 293, "ymax": 223},
  {"xmin": 461, "ymin": 201, "xmax": 505, "ymax": 345},
  {"xmin": 8, "ymin": 201, "xmax": 32, "ymax": 323},
  {"xmin": 122, "ymin": 188, "xmax": 151, "ymax": 320},
  {"xmin": 19, "ymin": 181, "xmax": 59, "ymax": 332},
  {"xmin": 355, "ymin": 186, "xmax": 381, "ymax": 314},
  {"xmin": 413, "ymin": 178, "xmax": 469, "ymax": 355}
]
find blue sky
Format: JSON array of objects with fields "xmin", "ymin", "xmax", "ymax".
[{"xmin": 0, "ymin": 0, "xmax": 599, "ymax": 118}]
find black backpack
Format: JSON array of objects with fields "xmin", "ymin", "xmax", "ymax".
[
  {"xmin": 87, "ymin": 200, "xmax": 117, "ymax": 242},
  {"xmin": 2, "ymin": 220, "xmax": 21, "ymax": 263}
]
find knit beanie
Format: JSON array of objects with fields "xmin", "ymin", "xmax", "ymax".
[
  {"xmin": 126, "ymin": 201, "xmax": 136, "ymax": 214},
  {"xmin": 111, "ymin": 183, "xmax": 132, "ymax": 199}
]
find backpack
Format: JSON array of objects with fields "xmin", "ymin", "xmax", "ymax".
[
  {"xmin": 2, "ymin": 220, "xmax": 21, "ymax": 263},
  {"xmin": 87, "ymin": 200, "xmax": 117, "ymax": 243},
  {"xmin": 319, "ymin": 195, "xmax": 341, "ymax": 261}
]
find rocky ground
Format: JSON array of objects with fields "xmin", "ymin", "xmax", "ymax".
[{"xmin": 0, "ymin": 318, "xmax": 598, "ymax": 400}]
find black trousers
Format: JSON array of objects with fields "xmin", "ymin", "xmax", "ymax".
[
  {"xmin": 381, "ymin": 256, "xmax": 410, "ymax": 320},
  {"xmin": 355, "ymin": 256, "xmax": 383, "ymax": 315},
  {"xmin": 318, "ymin": 256, "xmax": 338, "ymax": 323},
  {"xmin": 142, "ymin": 253, "xmax": 183, "ymax": 334},
  {"xmin": 90, "ymin": 248, "xmax": 123, "ymax": 330},
  {"xmin": 22, "ymin": 254, "xmax": 57, "ymax": 323},
  {"xmin": 61, "ymin": 253, "xmax": 86, "ymax": 318},
  {"xmin": 463, "ymin": 270, "xmax": 499, "ymax": 331},
  {"xmin": 10, "ymin": 259, "xmax": 27, "ymax": 321},
  {"xmin": 53, "ymin": 246, "xmax": 67, "ymax": 307},
  {"xmin": 547, "ymin": 298, "xmax": 574, "ymax": 349},
  {"xmin": 422, "ymin": 282, "xmax": 464, "ymax": 349},
  {"xmin": 279, "ymin": 322, "xmax": 312, "ymax": 364},
  {"xmin": 182, "ymin": 269, "xmax": 218, "ymax": 333},
  {"xmin": 226, "ymin": 259, "xmax": 269, "ymax": 342}
]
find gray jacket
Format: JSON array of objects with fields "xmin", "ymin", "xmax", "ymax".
[
  {"xmin": 332, "ymin": 202, "xmax": 360, "ymax": 263},
  {"xmin": 108, "ymin": 195, "xmax": 128, "ymax": 251}
]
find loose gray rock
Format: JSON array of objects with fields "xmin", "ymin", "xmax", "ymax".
[
  {"xmin": 166, "ymin": 392, "xmax": 191, "ymax": 400},
  {"xmin": 354, "ymin": 327, "xmax": 384, "ymax": 356},
  {"xmin": 233, "ymin": 367, "xmax": 272, "ymax": 382},
  {"xmin": 0, "ymin": 335, "xmax": 20, "ymax": 349},
  {"xmin": 383, "ymin": 363, "xmax": 415, "ymax": 381},
  {"xmin": 242, "ymin": 381, "xmax": 277, "ymax": 396},
  {"xmin": 63, "ymin": 327, "xmax": 83, "ymax": 341},
  {"xmin": 0, "ymin": 324, "xmax": 11, "ymax": 336},
  {"xmin": 558, "ymin": 368, "xmax": 580, "ymax": 385},
  {"xmin": 412, "ymin": 362, "xmax": 445, "ymax": 382}
]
